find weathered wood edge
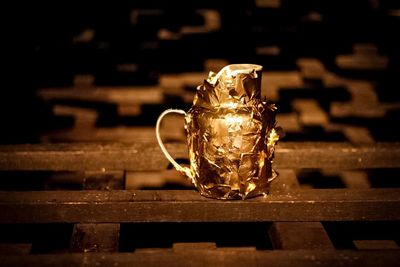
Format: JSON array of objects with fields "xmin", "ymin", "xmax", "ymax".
[
  {"xmin": 0, "ymin": 189, "xmax": 399, "ymax": 223},
  {"xmin": 0, "ymin": 250, "xmax": 399, "ymax": 267},
  {"xmin": 0, "ymin": 142, "xmax": 399, "ymax": 171}
]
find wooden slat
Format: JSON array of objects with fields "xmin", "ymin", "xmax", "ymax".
[
  {"xmin": 0, "ymin": 189, "xmax": 398, "ymax": 223},
  {"xmin": 340, "ymin": 171, "xmax": 371, "ymax": 189},
  {"xmin": 336, "ymin": 52, "xmax": 388, "ymax": 70},
  {"xmin": 353, "ymin": 240, "xmax": 399, "ymax": 250},
  {"xmin": 38, "ymin": 86, "xmax": 164, "ymax": 106},
  {"xmin": 0, "ymin": 250, "xmax": 399, "ymax": 267},
  {"xmin": 0, "ymin": 244, "xmax": 31, "ymax": 255},
  {"xmin": 172, "ymin": 242, "xmax": 217, "ymax": 251},
  {"xmin": 125, "ymin": 170, "xmax": 190, "ymax": 189},
  {"xmin": 269, "ymin": 222, "xmax": 334, "ymax": 250},
  {"xmin": 269, "ymin": 170, "xmax": 335, "ymax": 250},
  {"xmin": 342, "ymin": 126, "xmax": 374, "ymax": 144},
  {"xmin": 297, "ymin": 58, "xmax": 326, "ymax": 81},
  {"xmin": 292, "ymin": 99, "xmax": 329, "ymax": 126},
  {"xmin": 269, "ymin": 169, "xmax": 299, "ymax": 192},
  {"xmin": 255, "ymin": 0, "xmax": 281, "ymax": 8},
  {"xmin": 0, "ymin": 142, "xmax": 399, "ymax": 171},
  {"xmin": 41, "ymin": 126, "xmax": 185, "ymax": 143},
  {"xmin": 262, "ymin": 71, "xmax": 303, "ymax": 101}
]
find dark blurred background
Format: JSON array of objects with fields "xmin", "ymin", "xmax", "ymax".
[
  {"xmin": 0, "ymin": 1, "xmax": 400, "ymax": 257},
  {"xmin": 2, "ymin": 0, "xmax": 400, "ymax": 144}
]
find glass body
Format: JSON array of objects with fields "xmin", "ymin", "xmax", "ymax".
[
  {"xmin": 185, "ymin": 105, "xmax": 275, "ymax": 199},
  {"xmin": 156, "ymin": 64, "xmax": 279, "ymax": 200}
]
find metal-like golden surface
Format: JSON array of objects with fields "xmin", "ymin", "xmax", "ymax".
[{"xmin": 184, "ymin": 64, "xmax": 280, "ymax": 199}]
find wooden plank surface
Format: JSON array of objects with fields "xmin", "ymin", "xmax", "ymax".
[
  {"xmin": 0, "ymin": 244, "xmax": 31, "ymax": 255},
  {"xmin": 353, "ymin": 240, "xmax": 399, "ymax": 250},
  {"xmin": 0, "ymin": 142, "xmax": 399, "ymax": 171},
  {"xmin": 0, "ymin": 189, "xmax": 398, "ymax": 223},
  {"xmin": 268, "ymin": 170, "xmax": 335, "ymax": 250},
  {"xmin": 1, "ymin": 250, "xmax": 399, "ymax": 267},
  {"xmin": 38, "ymin": 86, "xmax": 164, "ymax": 105},
  {"xmin": 269, "ymin": 222, "xmax": 335, "ymax": 250}
]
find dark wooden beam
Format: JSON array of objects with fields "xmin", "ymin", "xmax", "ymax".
[
  {"xmin": 269, "ymin": 222, "xmax": 335, "ymax": 250},
  {"xmin": 1, "ymin": 250, "xmax": 399, "ymax": 267},
  {"xmin": 0, "ymin": 142, "xmax": 399, "ymax": 171},
  {"xmin": 0, "ymin": 189, "xmax": 398, "ymax": 223},
  {"xmin": 268, "ymin": 170, "xmax": 335, "ymax": 250}
]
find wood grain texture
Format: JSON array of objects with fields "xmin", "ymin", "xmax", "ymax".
[
  {"xmin": 0, "ymin": 142, "xmax": 399, "ymax": 171},
  {"xmin": 269, "ymin": 222, "xmax": 335, "ymax": 250},
  {"xmin": 1, "ymin": 250, "xmax": 399, "ymax": 267},
  {"xmin": 0, "ymin": 189, "xmax": 398, "ymax": 223},
  {"xmin": 268, "ymin": 170, "xmax": 335, "ymax": 250}
]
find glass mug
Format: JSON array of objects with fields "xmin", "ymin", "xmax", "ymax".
[{"xmin": 156, "ymin": 64, "xmax": 279, "ymax": 199}]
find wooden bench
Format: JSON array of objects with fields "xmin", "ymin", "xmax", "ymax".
[{"xmin": 0, "ymin": 141, "xmax": 399, "ymax": 266}]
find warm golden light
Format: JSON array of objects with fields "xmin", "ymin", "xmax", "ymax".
[{"xmin": 157, "ymin": 64, "xmax": 280, "ymax": 199}]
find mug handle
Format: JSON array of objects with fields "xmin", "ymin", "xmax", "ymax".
[{"xmin": 156, "ymin": 109, "xmax": 194, "ymax": 180}]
